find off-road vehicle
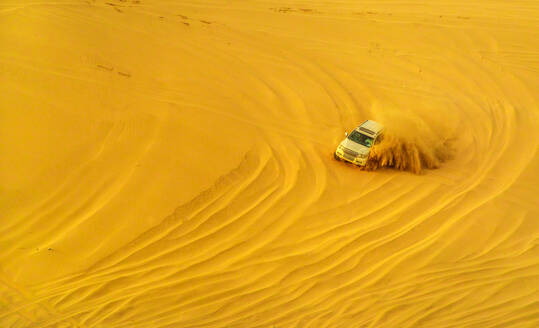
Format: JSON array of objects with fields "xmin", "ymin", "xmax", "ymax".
[{"xmin": 334, "ymin": 120, "xmax": 384, "ymax": 166}]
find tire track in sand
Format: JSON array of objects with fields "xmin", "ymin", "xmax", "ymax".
[{"xmin": 2, "ymin": 1, "xmax": 539, "ymax": 327}]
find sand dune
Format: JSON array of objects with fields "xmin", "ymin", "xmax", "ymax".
[{"xmin": 1, "ymin": 0, "xmax": 539, "ymax": 327}]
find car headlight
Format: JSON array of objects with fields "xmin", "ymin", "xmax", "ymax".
[{"xmin": 337, "ymin": 145, "xmax": 345, "ymax": 153}]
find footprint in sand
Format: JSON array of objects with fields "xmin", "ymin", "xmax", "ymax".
[
  {"xmin": 97, "ymin": 64, "xmax": 131, "ymax": 78},
  {"xmin": 270, "ymin": 7, "xmax": 318, "ymax": 14},
  {"xmin": 270, "ymin": 7, "xmax": 293, "ymax": 13},
  {"xmin": 97, "ymin": 64, "xmax": 113, "ymax": 71},
  {"xmin": 105, "ymin": 2, "xmax": 123, "ymax": 13}
]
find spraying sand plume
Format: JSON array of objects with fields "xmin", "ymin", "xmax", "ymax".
[
  {"xmin": 363, "ymin": 102, "xmax": 458, "ymax": 174},
  {"xmin": 365, "ymin": 133, "xmax": 454, "ymax": 174}
]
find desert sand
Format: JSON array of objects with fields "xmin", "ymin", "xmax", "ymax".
[{"xmin": 1, "ymin": 0, "xmax": 539, "ymax": 327}]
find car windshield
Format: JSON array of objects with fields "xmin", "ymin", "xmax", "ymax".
[{"xmin": 348, "ymin": 130, "xmax": 373, "ymax": 147}]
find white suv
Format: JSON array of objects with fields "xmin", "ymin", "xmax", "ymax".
[{"xmin": 334, "ymin": 120, "xmax": 385, "ymax": 166}]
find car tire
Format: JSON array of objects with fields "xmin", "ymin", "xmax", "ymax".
[{"xmin": 334, "ymin": 152, "xmax": 340, "ymax": 161}]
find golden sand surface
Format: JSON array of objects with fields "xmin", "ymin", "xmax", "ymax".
[{"xmin": 1, "ymin": 1, "xmax": 539, "ymax": 327}]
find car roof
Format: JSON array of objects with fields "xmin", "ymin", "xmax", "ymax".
[{"xmin": 355, "ymin": 120, "xmax": 384, "ymax": 137}]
